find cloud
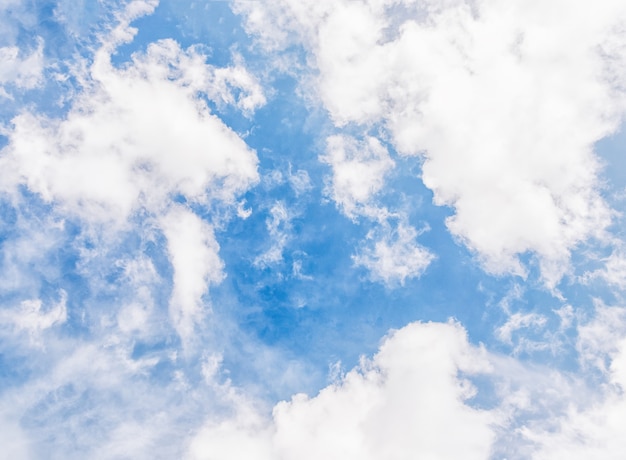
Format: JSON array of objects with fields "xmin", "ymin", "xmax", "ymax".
[
  {"xmin": 0, "ymin": 38, "xmax": 44, "ymax": 95},
  {"xmin": 353, "ymin": 222, "xmax": 434, "ymax": 286},
  {"xmin": 0, "ymin": 415, "xmax": 31, "ymax": 460},
  {"xmin": 576, "ymin": 301, "xmax": 626, "ymax": 372},
  {"xmin": 0, "ymin": 291, "xmax": 67, "ymax": 341},
  {"xmin": 210, "ymin": 58, "xmax": 267, "ymax": 116},
  {"xmin": 187, "ymin": 306, "xmax": 626, "ymax": 460},
  {"xmin": 321, "ymin": 134, "xmax": 394, "ymax": 220},
  {"xmin": 4, "ymin": 2, "xmax": 626, "ymax": 459},
  {"xmin": 0, "ymin": 7, "xmax": 265, "ymax": 341},
  {"xmin": 583, "ymin": 249, "xmax": 626, "ymax": 289},
  {"xmin": 320, "ymin": 130, "xmax": 433, "ymax": 285},
  {"xmin": 516, "ymin": 302, "xmax": 626, "ymax": 459},
  {"xmin": 1, "ymin": 37, "xmax": 260, "ymax": 224},
  {"xmin": 254, "ymin": 201, "xmax": 292, "ymax": 268},
  {"xmin": 161, "ymin": 206, "xmax": 224, "ymax": 343},
  {"xmin": 188, "ymin": 321, "xmax": 497, "ymax": 460},
  {"xmin": 496, "ymin": 312, "xmax": 547, "ymax": 345},
  {"xmin": 236, "ymin": 0, "xmax": 626, "ymax": 285},
  {"xmin": 0, "ymin": 337, "xmax": 209, "ymax": 459}
]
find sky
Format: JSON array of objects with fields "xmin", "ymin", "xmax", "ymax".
[{"xmin": 1, "ymin": 0, "xmax": 626, "ymax": 458}]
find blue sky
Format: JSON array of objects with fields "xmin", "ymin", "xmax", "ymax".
[{"xmin": 1, "ymin": 0, "xmax": 626, "ymax": 458}]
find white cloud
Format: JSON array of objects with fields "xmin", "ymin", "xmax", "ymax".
[
  {"xmin": 0, "ymin": 38, "xmax": 44, "ymax": 94},
  {"xmin": 322, "ymin": 134, "xmax": 394, "ymax": 220},
  {"xmin": 1, "ymin": 37, "xmax": 260, "ymax": 224},
  {"xmin": 115, "ymin": 256, "xmax": 160, "ymax": 336},
  {"xmin": 210, "ymin": 59, "xmax": 267, "ymax": 116},
  {"xmin": 0, "ymin": 291, "xmax": 67, "ymax": 345},
  {"xmin": 188, "ymin": 321, "xmax": 497, "ymax": 460},
  {"xmin": 0, "ymin": 416, "xmax": 31, "ymax": 460},
  {"xmin": 583, "ymin": 249, "xmax": 626, "ymax": 289},
  {"xmin": 576, "ymin": 301, "xmax": 626, "ymax": 372},
  {"xmin": 353, "ymin": 222, "xmax": 434, "ymax": 286},
  {"xmin": 236, "ymin": 0, "xmax": 626, "ymax": 285},
  {"xmin": 161, "ymin": 206, "xmax": 224, "ymax": 343},
  {"xmin": 516, "ymin": 303, "xmax": 626, "ymax": 459},
  {"xmin": 186, "ymin": 305, "xmax": 626, "ymax": 460},
  {"xmin": 287, "ymin": 166, "xmax": 313, "ymax": 197},
  {"xmin": 0, "ymin": 338, "xmax": 200, "ymax": 459},
  {"xmin": 0, "ymin": 10, "xmax": 265, "ymax": 342},
  {"xmin": 496, "ymin": 312, "xmax": 547, "ymax": 346},
  {"xmin": 320, "ymin": 128, "xmax": 433, "ymax": 286},
  {"xmin": 187, "ymin": 398, "xmax": 275, "ymax": 460},
  {"xmin": 254, "ymin": 201, "xmax": 292, "ymax": 268}
]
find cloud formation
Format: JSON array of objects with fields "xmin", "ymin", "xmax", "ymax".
[
  {"xmin": 237, "ymin": 0, "xmax": 626, "ymax": 285},
  {"xmin": 188, "ymin": 310, "xmax": 626, "ymax": 459},
  {"xmin": 189, "ymin": 321, "xmax": 497, "ymax": 460},
  {"xmin": 0, "ymin": 3, "xmax": 264, "ymax": 340},
  {"xmin": 3, "ymin": 1, "xmax": 626, "ymax": 458}
]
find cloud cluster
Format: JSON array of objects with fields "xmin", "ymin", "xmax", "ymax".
[
  {"xmin": 322, "ymin": 135, "xmax": 394, "ymax": 220},
  {"xmin": 236, "ymin": 0, "xmax": 626, "ymax": 285},
  {"xmin": 189, "ymin": 321, "xmax": 496, "ymax": 460},
  {"xmin": 522, "ymin": 303, "xmax": 626, "ymax": 459},
  {"xmin": 4, "ymin": 1, "xmax": 626, "ymax": 458},
  {"xmin": 353, "ymin": 222, "xmax": 434, "ymax": 286},
  {"xmin": 1, "ymin": 37, "xmax": 260, "ymax": 225},
  {"xmin": 321, "ymin": 131, "xmax": 433, "ymax": 285},
  {"xmin": 0, "ymin": 2, "xmax": 265, "ymax": 340},
  {"xmin": 188, "ymin": 308, "xmax": 626, "ymax": 459},
  {"xmin": 0, "ymin": 39, "xmax": 43, "ymax": 96}
]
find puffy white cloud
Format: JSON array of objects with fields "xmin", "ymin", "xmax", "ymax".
[
  {"xmin": 271, "ymin": 321, "xmax": 495, "ymax": 460},
  {"xmin": 210, "ymin": 60, "xmax": 267, "ymax": 116},
  {"xmin": 0, "ymin": 291, "xmax": 67, "ymax": 345},
  {"xmin": 321, "ymin": 134, "xmax": 394, "ymax": 220},
  {"xmin": 320, "ymin": 130, "xmax": 432, "ymax": 286},
  {"xmin": 583, "ymin": 249, "xmax": 626, "ymax": 290},
  {"xmin": 576, "ymin": 301, "xmax": 626, "ymax": 372},
  {"xmin": 516, "ymin": 303, "xmax": 626, "ymax": 459},
  {"xmin": 161, "ymin": 206, "xmax": 224, "ymax": 343},
  {"xmin": 0, "ymin": 39, "xmax": 43, "ymax": 95},
  {"xmin": 188, "ymin": 321, "xmax": 497, "ymax": 460},
  {"xmin": 185, "ymin": 306, "xmax": 626, "ymax": 460},
  {"xmin": 187, "ymin": 398, "xmax": 275, "ymax": 460},
  {"xmin": 236, "ymin": 0, "xmax": 626, "ymax": 285},
  {"xmin": 525, "ymin": 373, "xmax": 626, "ymax": 460},
  {"xmin": 353, "ymin": 222, "xmax": 434, "ymax": 285},
  {"xmin": 0, "ymin": 37, "xmax": 260, "ymax": 224},
  {"xmin": 0, "ymin": 5, "xmax": 265, "ymax": 341}
]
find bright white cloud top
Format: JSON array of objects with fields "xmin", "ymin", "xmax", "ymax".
[{"xmin": 0, "ymin": 0, "xmax": 626, "ymax": 459}]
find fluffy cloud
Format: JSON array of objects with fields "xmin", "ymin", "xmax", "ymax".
[
  {"xmin": 0, "ymin": 39, "xmax": 43, "ymax": 95},
  {"xmin": 321, "ymin": 131, "xmax": 433, "ymax": 285},
  {"xmin": 161, "ymin": 206, "xmax": 224, "ymax": 343},
  {"xmin": 236, "ymin": 0, "xmax": 626, "ymax": 285},
  {"xmin": 321, "ymin": 134, "xmax": 394, "ymax": 220},
  {"xmin": 517, "ymin": 303, "xmax": 626, "ymax": 459},
  {"xmin": 188, "ymin": 310, "xmax": 626, "ymax": 460},
  {"xmin": 353, "ymin": 222, "xmax": 434, "ymax": 285},
  {"xmin": 0, "ymin": 37, "xmax": 260, "ymax": 224},
  {"xmin": 496, "ymin": 311, "xmax": 547, "ymax": 346},
  {"xmin": 188, "ymin": 321, "xmax": 497, "ymax": 460},
  {"xmin": 0, "ymin": 3, "xmax": 264, "ymax": 340},
  {"xmin": 583, "ymin": 249, "xmax": 626, "ymax": 289},
  {"xmin": 0, "ymin": 291, "xmax": 67, "ymax": 346}
]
